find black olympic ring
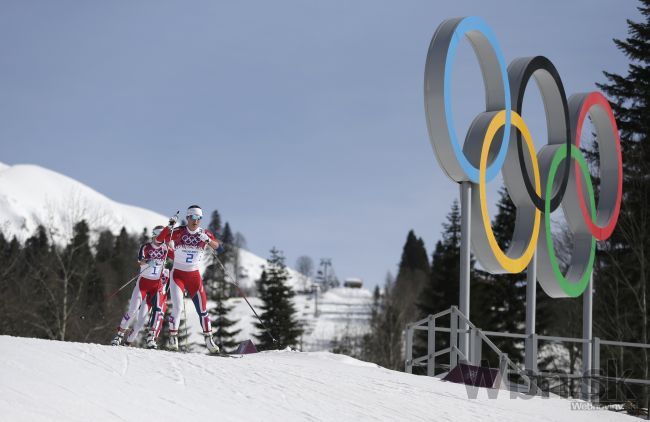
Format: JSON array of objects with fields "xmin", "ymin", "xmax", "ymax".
[{"xmin": 508, "ymin": 56, "xmax": 571, "ymax": 213}]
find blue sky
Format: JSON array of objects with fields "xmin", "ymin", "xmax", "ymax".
[{"xmin": 0, "ymin": 1, "xmax": 642, "ymax": 289}]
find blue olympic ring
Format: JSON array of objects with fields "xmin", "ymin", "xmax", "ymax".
[{"xmin": 430, "ymin": 16, "xmax": 512, "ymax": 183}]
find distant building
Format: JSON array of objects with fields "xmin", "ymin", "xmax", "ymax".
[{"xmin": 343, "ymin": 278, "xmax": 363, "ymax": 289}]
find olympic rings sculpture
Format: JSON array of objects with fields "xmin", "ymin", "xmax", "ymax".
[{"xmin": 424, "ymin": 17, "xmax": 623, "ymax": 298}]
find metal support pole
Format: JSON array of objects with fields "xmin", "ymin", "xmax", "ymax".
[
  {"xmin": 593, "ymin": 337, "xmax": 600, "ymax": 404},
  {"xmin": 468, "ymin": 326, "xmax": 475, "ymax": 365},
  {"xmin": 525, "ymin": 333, "xmax": 538, "ymax": 376},
  {"xmin": 470, "ymin": 327, "xmax": 482, "ymax": 365},
  {"xmin": 581, "ymin": 275, "xmax": 593, "ymax": 401},
  {"xmin": 405, "ymin": 324, "xmax": 413, "ymax": 374},
  {"xmin": 450, "ymin": 306, "xmax": 458, "ymax": 368},
  {"xmin": 459, "ymin": 182, "xmax": 471, "ymax": 358},
  {"xmin": 525, "ymin": 252, "xmax": 537, "ymax": 374},
  {"xmin": 427, "ymin": 316, "xmax": 436, "ymax": 376},
  {"xmin": 499, "ymin": 353, "xmax": 509, "ymax": 389}
]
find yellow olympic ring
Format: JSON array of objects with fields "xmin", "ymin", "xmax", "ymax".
[{"xmin": 479, "ymin": 110, "xmax": 541, "ymax": 273}]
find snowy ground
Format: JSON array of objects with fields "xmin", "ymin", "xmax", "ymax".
[{"xmin": 0, "ymin": 336, "xmax": 633, "ymax": 422}]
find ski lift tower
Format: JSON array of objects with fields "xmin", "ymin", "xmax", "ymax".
[{"xmin": 319, "ymin": 258, "xmax": 332, "ymax": 290}]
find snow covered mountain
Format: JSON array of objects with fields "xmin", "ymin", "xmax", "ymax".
[
  {"xmin": 0, "ymin": 336, "xmax": 633, "ymax": 422},
  {"xmin": 0, "ymin": 162, "xmax": 164, "ymax": 244},
  {"xmin": 0, "ymin": 161, "xmax": 308, "ymax": 290}
]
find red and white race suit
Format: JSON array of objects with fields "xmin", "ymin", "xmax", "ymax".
[
  {"xmin": 127, "ymin": 268, "xmax": 170, "ymax": 343},
  {"xmin": 137, "ymin": 242, "xmax": 169, "ymax": 279},
  {"xmin": 156, "ymin": 225, "xmax": 216, "ymax": 333},
  {"xmin": 118, "ymin": 242, "xmax": 171, "ymax": 332}
]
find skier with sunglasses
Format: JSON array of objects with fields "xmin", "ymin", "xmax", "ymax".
[{"xmin": 155, "ymin": 205, "xmax": 221, "ymax": 353}]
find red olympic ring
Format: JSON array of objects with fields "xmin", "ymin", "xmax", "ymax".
[{"xmin": 573, "ymin": 92, "xmax": 623, "ymax": 240}]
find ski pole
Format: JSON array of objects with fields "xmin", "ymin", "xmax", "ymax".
[
  {"xmin": 182, "ymin": 295, "xmax": 190, "ymax": 352},
  {"xmin": 107, "ymin": 263, "xmax": 154, "ymax": 300},
  {"xmin": 211, "ymin": 250, "xmax": 278, "ymax": 345}
]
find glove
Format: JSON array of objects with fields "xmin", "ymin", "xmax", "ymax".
[
  {"xmin": 199, "ymin": 231, "xmax": 211, "ymax": 243},
  {"xmin": 168, "ymin": 214, "xmax": 179, "ymax": 227}
]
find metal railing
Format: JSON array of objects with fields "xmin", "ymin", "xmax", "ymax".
[
  {"xmin": 405, "ymin": 306, "xmax": 536, "ymax": 394},
  {"xmin": 404, "ymin": 306, "xmax": 650, "ymax": 400}
]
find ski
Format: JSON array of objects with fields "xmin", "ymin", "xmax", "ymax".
[
  {"xmin": 160, "ymin": 348, "xmax": 243, "ymax": 358},
  {"xmin": 210, "ymin": 353, "xmax": 244, "ymax": 359}
]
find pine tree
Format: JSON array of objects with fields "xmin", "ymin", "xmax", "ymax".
[
  {"xmin": 415, "ymin": 200, "xmax": 466, "ymax": 367},
  {"xmin": 208, "ymin": 210, "xmax": 222, "ymax": 237},
  {"xmin": 418, "ymin": 200, "xmax": 465, "ymax": 319},
  {"xmin": 0, "ymin": 231, "xmax": 6, "ymax": 254},
  {"xmin": 63, "ymin": 220, "xmax": 103, "ymax": 341},
  {"xmin": 393, "ymin": 230, "xmax": 430, "ymax": 327},
  {"xmin": 371, "ymin": 285, "xmax": 381, "ymax": 319},
  {"xmin": 593, "ymin": 0, "xmax": 650, "ymax": 406},
  {"xmin": 254, "ymin": 248, "xmax": 302, "ymax": 350},
  {"xmin": 0, "ymin": 233, "xmax": 11, "ymax": 334},
  {"xmin": 111, "ymin": 227, "xmax": 138, "ymax": 302},
  {"xmin": 203, "ymin": 210, "xmax": 224, "ymax": 293},
  {"xmin": 208, "ymin": 279, "xmax": 241, "ymax": 352},
  {"xmin": 0, "ymin": 236, "xmax": 23, "ymax": 336},
  {"xmin": 206, "ymin": 232, "xmax": 241, "ymax": 353},
  {"xmin": 221, "ymin": 222, "xmax": 235, "ymax": 265},
  {"xmin": 95, "ymin": 230, "xmax": 115, "ymax": 266},
  {"xmin": 95, "ymin": 230, "xmax": 123, "ymax": 325},
  {"xmin": 360, "ymin": 272, "xmax": 404, "ymax": 370},
  {"xmin": 202, "ymin": 211, "xmax": 241, "ymax": 351},
  {"xmin": 412, "ymin": 199, "xmax": 498, "ymax": 370},
  {"xmin": 139, "ymin": 227, "xmax": 149, "ymax": 245},
  {"xmin": 474, "ymin": 188, "xmax": 527, "ymax": 362},
  {"xmin": 18, "ymin": 226, "xmax": 53, "ymax": 338}
]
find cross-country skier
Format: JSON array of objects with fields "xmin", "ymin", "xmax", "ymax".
[
  {"xmin": 111, "ymin": 225, "xmax": 170, "ymax": 346},
  {"xmin": 126, "ymin": 267, "xmax": 170, "ymax": 346},
  {"xmin": 155, "ymin": 205, "xmax": 221, "ymax": 353}
]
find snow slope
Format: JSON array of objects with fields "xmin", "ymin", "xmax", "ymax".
[
  {"xmin": 0, "ymin": 336, "xmax": 633, "ymax": 422},
  {"xmin": 300, "ymin": 287, "xmax": 373, "ymax": 351},
  {"xmin": 235, "ymin": 247, "xmax": 312, "ymax": 292},
  {"xmin": 0, "ymin": 162, "xmax": 309, "ymax": 290},
  {"xmin": 0, "ymin": 162, "xmax": 165, "ymax": 244}
]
